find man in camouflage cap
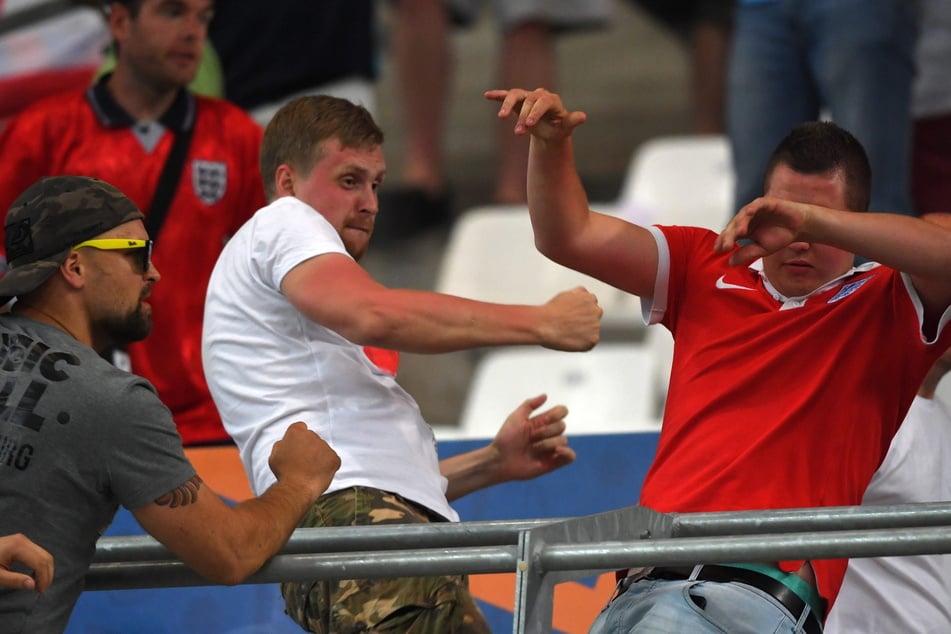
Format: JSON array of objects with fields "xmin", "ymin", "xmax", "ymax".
[
  {"xmin": 0, "ymin": 175, "xmax": 340, "ymax": 632},
  {"xmin": 0, "ymin": 175, "xmax": 146, "ymax": 305}
]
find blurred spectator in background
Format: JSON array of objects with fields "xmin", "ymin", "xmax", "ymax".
[
  {"xmin": 910, "ymin": 0, "xmax": 951, "ymax": 215},
  {"xmin": 0, "ymin": 0, "xmax": 265, "ymax": 446},
  {"xmin": 727, "ymin": 0, "xmax": 917, "ymax": 216},
  {"xmin": 376, "ymin": 0, "xmax": 612, "ymax": 240},
  {"xmin": 627, "ymin": 0, "xmax": 734, "ymax": 134},
  {"xmin": 209, "ymin": 0, "xmax": 377, "ymax": 126}
]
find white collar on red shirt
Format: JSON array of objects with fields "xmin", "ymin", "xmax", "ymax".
[{"xmin": 750, "ymin": 258, "xmax": 880, "ymax": 310}]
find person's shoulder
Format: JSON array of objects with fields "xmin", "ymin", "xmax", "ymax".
[
  {"xmin": 4, "ymin": 87, "xmax": 88, "ymax": 128},
  {"xmin": 248, "ymin": 196, "xmax": 325, "ymax": 233},
  {"xmin": 194, "ymin": 94, "xmax": 259, "ymax": 128},
  {"xmin": 64, "ymin": 344, "xmax": 159, "ymax": 397},
  {"xmin": 655, "ymin": 224, "xmax": 720, "ymax": 250}
]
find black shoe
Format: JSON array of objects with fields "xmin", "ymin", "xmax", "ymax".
[{"xmin": 374, "ymin": 187, "xmax": 452, "ymax": 242}]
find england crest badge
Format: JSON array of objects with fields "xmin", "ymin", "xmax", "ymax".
[{"xmin": 192, "ymin": 160, "xmax": 228, "ymax": 205}]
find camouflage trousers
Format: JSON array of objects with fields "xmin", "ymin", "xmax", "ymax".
[{"xmin": 282, "ymin": 486, "xmax": 492, "ymax": 634}]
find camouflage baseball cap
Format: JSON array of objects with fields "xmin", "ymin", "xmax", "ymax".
[{"xmin": 0, "ymin": 176, "xmax": 144, "ymax": 301}]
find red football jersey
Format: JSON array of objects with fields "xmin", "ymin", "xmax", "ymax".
[
  {"xmin": 0, "ymin": 80, "xmax": 266, "ymax": 445},
  {"xmin": 639, "ymin": 225, "xmax": 951, "ymax": 606}
]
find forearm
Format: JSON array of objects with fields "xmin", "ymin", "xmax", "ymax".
[
  {"xmin": 805, "ymin": 208, "xmax": 951, "ymax": 278},
  {"xmin": 217, "ymin": 480, "xmax": 318, "ymax": 580},
  {"xmin": 527, "ymin": 136, "xmax": 593, "ymax": 264},
  {"xmin": 339, "ymin": 290, "xmax": 552, "ymax": 353},
  {"xmin": 441, "ymin": 445, "xmax": 505, "ymax": 501},
  {"xmin": 146, "ymin": 479, "xmax": 319, "ymax": 586}
]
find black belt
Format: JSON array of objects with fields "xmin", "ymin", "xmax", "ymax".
[{"xmin": 649, "ymin": 565, "xmax": 825, "ymax": 634}]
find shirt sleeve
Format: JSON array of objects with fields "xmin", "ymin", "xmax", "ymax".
[
  {"xmin": 641, "ymin": 225, "xmax": 718, "ymax": 328},
  {"xmin": 103, "ymin": 378, "xmax": 196, "ymax": 511},
  {"xmin": 251, "ymin": 199, "xmax": 352, "ymax": 291}
]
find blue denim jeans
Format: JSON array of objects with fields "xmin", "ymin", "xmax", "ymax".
[
  {"xmin": 589, "ymin": 577, "xmax": 819, "ymax": 633},
  {"xmin": 727, "ymin": 0, "xmax": 918, "ymax": 215}
]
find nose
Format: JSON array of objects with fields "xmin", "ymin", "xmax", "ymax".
[
  {"xmin": 365, "ymin": 187, "xmax": 379, "ymax": 216},
  {"xmin": 789, "ymin": 241, "xmax": 810, "ymax": 252},
  {"xmin": 146, "ymin": 262, "xmax": 161, "ymax": 284},
  {"xmin": 182, "ymin": 13, "xmax": 208, "ymax": 42}
]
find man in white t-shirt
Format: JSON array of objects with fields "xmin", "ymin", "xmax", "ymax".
[
  {"xmin": 826, "ymin": 349, "xmax": 951, "ymax": 633},
  {"xmin": 201, "ymin": 94, "xmax": 603, "ymax": 633}
]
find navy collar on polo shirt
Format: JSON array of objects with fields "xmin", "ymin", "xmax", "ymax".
[{"xmin": 85, "ymin": 72, "xmax": 196, "ymax": 132}]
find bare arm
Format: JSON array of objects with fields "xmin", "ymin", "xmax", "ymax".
[
  {"xmin": 133, "ymin": 422, "xmax": 340, "ymax": 585},
  {"xmin": 0, "ymin": 534, "xmax": 53, "ymax": 592},
  {"xmin": 717, "ymin": 200, "xmax": 951, "ymax": 325},
  {"xmin": 281, "ymin": 252, "xmax": 601, "ymax": 353},
  {"xmin": 485, "ymin": 88, "xmax": 660, "ymax": 299},
  {"xmin": 442, "ymin": 394, "xmax": 576, "ymax": 501}
]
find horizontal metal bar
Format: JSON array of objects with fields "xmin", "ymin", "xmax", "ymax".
[
  {"xmin": 93, "ymin": 519, "xmax": 558, "ymax": 563},
  {"xmin": 87, "ymin": 524, "xmax": 951, "ymax": 591},
  {"xmin": 86, "ymin": 546, "xmax": 520, "ymax": 590},
  {"xmin": 672, "ymin": 502, "xmax": 951, "ymax": 536},
  {"xmin": 538, "ymin": 526, "xmax": 951, "ymax": 572},
  {"xmin": 93, "ymin": 503, "xmax": 951, "ymax": 564}
]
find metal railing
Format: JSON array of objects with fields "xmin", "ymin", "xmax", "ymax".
[{"xmin": 87, "ymin": 502, "xmax": 951, "ymax": 633}]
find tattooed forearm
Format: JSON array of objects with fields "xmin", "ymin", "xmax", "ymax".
[{"xmin": 153, "ymin": 475, "xmax": 203, "ymax": 508}]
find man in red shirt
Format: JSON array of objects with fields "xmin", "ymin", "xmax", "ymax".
[
  {"xmin": 0, "ymin": 0, "xmax": 265, "ymax": 444},
  {"xmin": 486, "ymin": 88, "xmax": 951, "ymax": 632}
]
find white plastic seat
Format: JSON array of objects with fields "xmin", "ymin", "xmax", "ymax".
[
  {"xmin": 617, "ymin": 134, "xmax": 735, "ymax": 230},
  {"xmin": 435, "ymin": 204, "xmax": 643, "ymax": 333},
  {"xmin": 455, "ymin": 344, "xmax": 661, "ymax": 438}
]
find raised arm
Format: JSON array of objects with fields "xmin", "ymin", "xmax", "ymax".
[
  {"xmin": 717, "ymin": 200, "xmax": 951, "ymax": 328},
  {"xmin": 281, "ymin": 253, "xmax": 601, "ymax": 353},
  {"xmin": 0, "ymin": 534, "xmax": 53, "ymax": 592},
  {"xmin": 133, "ymin": 422, "xmax": 340, "ymax": 585},
  {"xmin": 441, "ymin": 394, "xmax": 576, "ymax": 501},
  {"xmin": 485, "ymin": 88, "xmax": 660, "ymax": 299}
]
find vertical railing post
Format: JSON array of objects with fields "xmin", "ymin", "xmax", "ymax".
[{"xmin": 513, "ymin": 506, "xmax": 674, "ymax": 633}]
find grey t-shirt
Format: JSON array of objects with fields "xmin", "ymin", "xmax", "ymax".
[{"xmin": 0, "ymin": 316, "xmax": 195, "ymax": 634}]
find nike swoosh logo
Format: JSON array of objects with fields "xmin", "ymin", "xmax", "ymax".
[{"xmin": 715, "ymin": 275, "xmax": 756, "ymax": 291}]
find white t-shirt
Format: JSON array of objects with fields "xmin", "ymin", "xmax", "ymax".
[
  {"xmin": 825, "ymin": 395, "xmax": 951, "ymax": 633},
  {"xmin": 202, "ymin": 196, "xmax": 457, "ymax": 521}
]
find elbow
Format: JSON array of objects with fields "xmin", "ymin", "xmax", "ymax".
[
  {"xmin": 534, "ymin": 234, "xmax": 581, "ymax": 271},
  {"xmin": 214, "ymin": 567, "xmax": 252, "ymax": 587},
  {"xmin": 534, "ymin": 234, "xmax": 561, "ymax": 263},
  {"xmin": 337, "ymin": 304, "xmax": 397, "ymax": 347},
  {"xmin": 202, "ymin": 557, "xmax": 257, "ymax": 586},
  {"xmin": 189, "ymin": 548, "xmax": 261, "ymax": 586}
]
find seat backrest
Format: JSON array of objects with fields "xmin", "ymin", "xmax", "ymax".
[
  {"xmin": 435, "ymin": 204, "xmax": 643, "ymax": 331},
  {"xmin": 617, "ymin": 134, "xmax": 734, "ymax": 230},
  {"xmin": 456, "ymin": 344, "xmax": 661, "ymax": 438}
]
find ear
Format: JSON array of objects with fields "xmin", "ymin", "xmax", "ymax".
[
  {"xmin": 108, "ymin": 2, "xmax": 133, "ymax": 47},
  {"xmin": 59, "ymin": 251, "xmax": 86, "ymax": 291},
  {"xmin": 274, "ymin": 164, "xmax": 296, "ymax": 197}
]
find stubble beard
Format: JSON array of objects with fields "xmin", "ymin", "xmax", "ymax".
[{"xmin": 99, "ymin": 298, "xmax": 153, "ymax": 346}]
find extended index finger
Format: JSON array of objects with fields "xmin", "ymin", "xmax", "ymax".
[{"xmin": 484, "ymin": 88, "xmax": 530, "ymax": 120}]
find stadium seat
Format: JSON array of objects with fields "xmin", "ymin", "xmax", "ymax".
[
  {"xmin": 435, "ymin": 204, "xmax": 643, "ymax": 334},
  {"xmin": 617, "ymin": 134, "xmax": 734, "ymax": 230},
  {"xmin": 456, "ymin": 344, "xmax": 661, "ymax": 438}
]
